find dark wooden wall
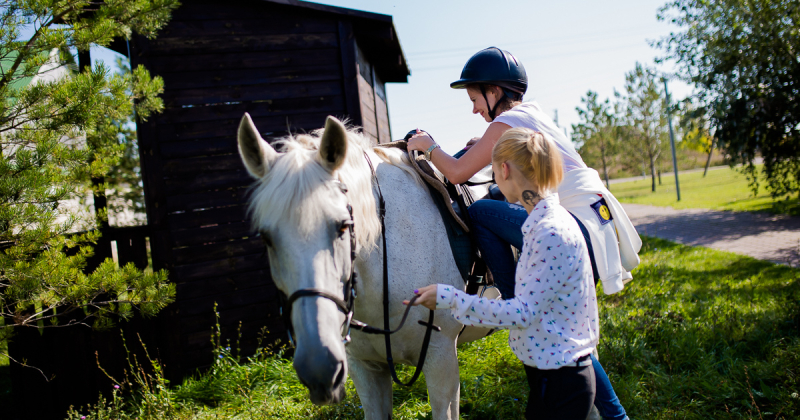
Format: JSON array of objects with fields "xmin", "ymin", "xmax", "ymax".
[
  {"xmin": 356, "ymin": 43, "xmax": 391, "ymax": 144},
  {"xmin": 129, "ymin": 0, "xmax": 359, "ymax": 377}
]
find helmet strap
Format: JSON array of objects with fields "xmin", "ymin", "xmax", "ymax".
[{"xmin": 480, "ymin": 84, "xmax": 503, "ymax": 121}]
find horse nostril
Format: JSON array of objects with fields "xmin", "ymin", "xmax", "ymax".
[{"xmin": 332, "ymin": 362, "xmax": 345, "ymax": 389}]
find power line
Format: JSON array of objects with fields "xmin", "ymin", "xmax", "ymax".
[
  {"xmin": 406, "ymin": 24, "xmax": 659, "ymax": 59},
  {"xmin": 412, "ymin": 42, "xmax": 649, "ymax": 73}
]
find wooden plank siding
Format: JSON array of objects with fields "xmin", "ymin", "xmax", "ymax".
[
  {"xmin": 154, "ymin": 110, "xmax": 341, "ymax": 142},
  {"xmin": 375, "ymin": 95, "xmax": 391, "ymax": 143},
  {"xmin": 355, "ymin": 42, "xmax": 392, "ymax": 144},
  {"xmin": 373, "ymin": 69, "xmax": 392, "ymax": 143},
  {"xmin": 357, "ymin": 71, "xmax": 378, "ymax": 143},
  {"xmin": 153, "ymin": 94, "xmax": 345, "ymax": 125},
  {"xmin": 337, "ymin": 20, "xmax": 362, "ymax": 126},
  {"xmin": 131, "ymin": 1, "xmax": 357, "ymax": 380}
]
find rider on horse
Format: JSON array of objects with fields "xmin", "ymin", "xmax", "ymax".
[{"xmin": 406, "ymin": 47, "xmax": 637, "ymax": 420}]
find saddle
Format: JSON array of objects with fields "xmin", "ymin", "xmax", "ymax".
[{"xmin": 378, "ymin": 141, "xmax": 490, "ymax": 293}]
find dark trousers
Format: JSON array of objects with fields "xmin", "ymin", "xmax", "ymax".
[{"xmin": 524, "ymin": 363, "xmax": 596, "ymax": 420}]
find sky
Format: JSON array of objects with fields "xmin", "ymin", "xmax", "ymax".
[
  {"xmin": 310, "ymin": 0, "xmax": 692, "ymax": 153},
  {"xmin": 88, "ymin": 0, "xmax": 693, "ymax": 155}
]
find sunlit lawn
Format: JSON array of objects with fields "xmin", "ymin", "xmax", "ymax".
[
  {"xmin": 66, "ymin": 236, "xmax": 800, "ymax": 420},
  {"xmin": 611, "ymin": 165, "xmax": 800, "ymax": 215}
]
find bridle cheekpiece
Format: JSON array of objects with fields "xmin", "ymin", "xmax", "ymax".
[{"xmin": 280, "ymin": 179, "xmax": 358, "ymax": 346}]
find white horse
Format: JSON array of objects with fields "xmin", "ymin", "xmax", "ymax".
[{"xmin": 237, "ymin": 113, "xmax": 491, "ymax": 419}]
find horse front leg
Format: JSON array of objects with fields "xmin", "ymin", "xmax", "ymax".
[
  {"xmin": 348, "ymin": 355, "xmax": 393, "ymax": 420},
  {"xmin": 423, "ymin": 341, "xmax": 460, "ymax": 420}
]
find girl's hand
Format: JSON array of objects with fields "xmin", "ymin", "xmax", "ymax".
[
  {"xmin": 403, "ymin": 284, "xmax": 438, "ymax": 310},
  {"xmin": 407, "ymin": 130, "xmax": 435, "ymax": 152},
  {"xmin": 463, "ymin": 137, "xmax": 480, "ymax": 151}
]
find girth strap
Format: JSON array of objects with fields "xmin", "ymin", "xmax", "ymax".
[{"xmin": 363, "ymin": 151, "xmax": 440, "ymax": 387}]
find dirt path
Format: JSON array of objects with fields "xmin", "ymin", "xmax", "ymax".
[{"xmin": 623, "ymin": 203, "xmax": 800, "ymax": 266}]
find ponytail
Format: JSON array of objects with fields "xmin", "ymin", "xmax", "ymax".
[{"xmin": 492, "ymin": 128, "xmax": 563, "ymax": 197}]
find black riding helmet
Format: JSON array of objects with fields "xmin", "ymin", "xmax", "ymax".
[{"xmin": 450, "ymin": 47, "xmax": 528, "ymax": 120}]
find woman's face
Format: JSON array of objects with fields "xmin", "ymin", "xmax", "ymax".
[{"xmin": 467, "ymin": 86, "xmax": 498, "ymax": 123}]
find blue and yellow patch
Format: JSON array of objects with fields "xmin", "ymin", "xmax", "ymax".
[{"xmin": 590, "ymin": 198, "xmax": 613, "ymax": 225}]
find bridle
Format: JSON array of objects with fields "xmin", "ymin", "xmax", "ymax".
[
  {"xmin": 272, "ymin": 151, "xmax": 439, "ymax": 386},
  {"xmin": 276, "ymin": 181, "xmax": 358, "ymax": 347}
]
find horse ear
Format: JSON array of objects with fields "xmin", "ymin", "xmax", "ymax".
[
  {"xmin": 318, "ymin": 116, "xmax": 348, "ymax": 173},
  {"xmin": 238, "ymin": 113, "xmax": 278, "ymax": 179}
]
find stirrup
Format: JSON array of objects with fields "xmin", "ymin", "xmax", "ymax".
[{"xmin": 465, "ymin": 274, "xmax": 487, "ymax": 295}]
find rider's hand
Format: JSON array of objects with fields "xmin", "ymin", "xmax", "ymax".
[
  {"xmin": 407, "ymin": 129, "xmax": 435, "ymax": 153},
  {"xmin": 463, "ymin": 137, "xmax": 480, "ymax": 151},
  {"xmin": 403, "ymin": 284, "xmax": 438, "ymax": 311}
]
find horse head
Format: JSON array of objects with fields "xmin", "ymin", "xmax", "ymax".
[{"xmin": 237, "ymin": 113, "xmax": 360, "ymax": 405}]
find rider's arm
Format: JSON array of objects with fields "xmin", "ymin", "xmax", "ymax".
[{"xmin": 408, "ymin": 122, "xmax": 511, "ymax": 185}]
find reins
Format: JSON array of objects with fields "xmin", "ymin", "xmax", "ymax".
[
  {"xmin": 274, "ymin": 149, "xmax": 440, "ymax": 388},
  {"xmin": 362, "ymin": 150, "xmax": 440, "ymax": 387}
]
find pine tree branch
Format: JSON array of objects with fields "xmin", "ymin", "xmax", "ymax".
[
  {"xmin": 0, "ymin": 13, "xmax": 58, "ymax": 92},
  {"xmin": 0, "ymin": 350, "xmax": 52, "ymax": 381}
]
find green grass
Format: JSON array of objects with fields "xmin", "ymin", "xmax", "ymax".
[
  {"xmin": 53, "ymin": 237, "xmax": 800, "ymax": 419},
  {"xmin": 601, "ymin": 237, "xmax": 800, "ymax": 419},
  {"xmin": 611, "ymin": 166, "xmax": 800, "ymax": 215}
]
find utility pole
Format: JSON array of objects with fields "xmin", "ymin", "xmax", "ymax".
[{"xmin": 663, "ymin": 78, "xmax": 681, "ymax": 201}]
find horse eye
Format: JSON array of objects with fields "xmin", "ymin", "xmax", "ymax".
[
  {"xmin": 338, "ymin": 221, "xmax": 352, "ymax": 239},
  {"xmin": 260, "ymin": 232, "xmax": 273, "ymax": 248}
]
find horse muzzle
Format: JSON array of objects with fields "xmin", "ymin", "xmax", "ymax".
[{"xmin": 294, "ymin": 351, "xmax": 347, "ymax": 405}]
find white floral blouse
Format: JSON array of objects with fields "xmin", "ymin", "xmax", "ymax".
[{"xmin": 436, "ymin": 194, "xmax": 599, "ymax": 369}]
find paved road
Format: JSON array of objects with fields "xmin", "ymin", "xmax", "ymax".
[{"xmin": 623, "ymin": 203, "xmax": 800, "ymax": 266}]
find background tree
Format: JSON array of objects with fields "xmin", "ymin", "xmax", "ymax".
[
  {"xmin": 677, "ymin": 97, "xmax": 716, "ymax": 176},
  {"xmin": 619, "ymin": 62, "xmax": 670, "ymax": 192},
  {"xmin": 657, "ymin": 0, "xmax": 800, "ymax": 199},
  {"xmin": 0, "ymin": 0, "xmax": 179, "ymax": 364},
  {"xmin": 573, "ymin": 90, "xmax": 618, "ymax": 189}
]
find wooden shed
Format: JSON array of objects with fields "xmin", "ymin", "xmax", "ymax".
[{"xmin": 7, "ymin": 1, "xmax": 408, "ymax": 418}]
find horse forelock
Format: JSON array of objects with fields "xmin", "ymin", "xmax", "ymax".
[{"xmin": 246, "ymin": 127, "xmax": 392, "ymax": 250}]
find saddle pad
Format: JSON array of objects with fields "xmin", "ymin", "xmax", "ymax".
[
  {"xmin": 423, "ymin": 181, "xmax": 475, "ymax": 281},
  {"xmin": 378, "ymin": 141, "xmax": 469, "ymax": 232},
  {"xmin": 377, "ymin": 141, "xmax": 474, "ymax": 280}
]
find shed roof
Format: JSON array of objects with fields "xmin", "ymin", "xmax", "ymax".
[
  {"xmin": 263, "ymin": 0, "xmax": 409, "ymax": 82},
  {"xmin": 107, "ymin": 0, "xmax": 410, "ymax": 83}
]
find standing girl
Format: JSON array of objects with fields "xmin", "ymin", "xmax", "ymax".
[
  {"xmin": 407, "ymin": 47, "xmax": 636, "ymax": 420},
  {"xmin": 406, "ymin": 128, "xmax": 598, "ymax": 419}
]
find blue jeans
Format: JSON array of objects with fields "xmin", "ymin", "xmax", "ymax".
[
  {"xmin": 467, "ymin": 199, "xmax": 525, "ymax": 299},
  {"xmin": 591, "ymin": 354, "xmax": 629, "ymax": 420},
  {"xmin": 467, "ymin": 199, "xmax": 628, "ymax": 420}
]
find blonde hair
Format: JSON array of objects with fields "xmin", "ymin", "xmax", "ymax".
[{"xmin": 492, "ymin": 128, "xmax": 563, "ymax": 196}]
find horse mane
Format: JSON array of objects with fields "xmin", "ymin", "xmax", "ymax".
[{"xmin": 246, "ymin": 125, "xmax": 421, "ymax": 250}]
